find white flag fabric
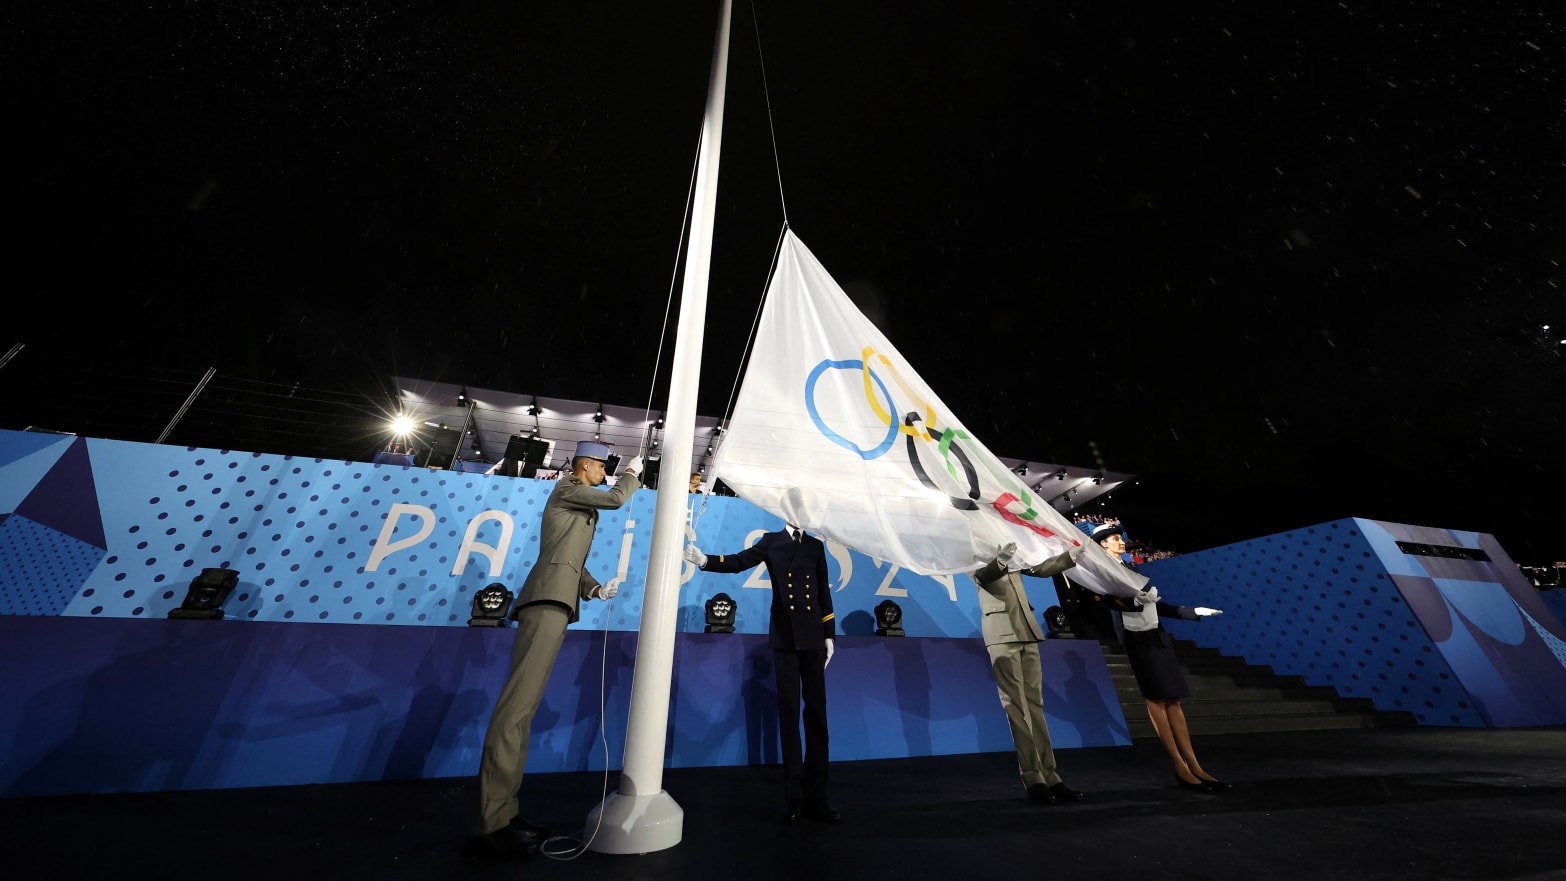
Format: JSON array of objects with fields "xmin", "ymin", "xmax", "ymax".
[{"xmin": 711, "ymin": 230, "xmax": 1145, "ymax": 596}]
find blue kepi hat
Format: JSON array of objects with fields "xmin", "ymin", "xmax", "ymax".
[
  {"xmin": 573, "ymin": 441, "xmax": 610, "ymax": 462},
  {"xmin": 1091, "ymin": 522, "xmax": 1124, "ymax": 543}
]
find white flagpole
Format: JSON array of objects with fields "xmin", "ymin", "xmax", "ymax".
[{"xmin": 586, "ymin": 0, "xmax": 732, "ymax": 854}]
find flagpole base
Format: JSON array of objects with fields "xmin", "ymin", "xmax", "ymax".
[{"xmin": 583, "ymin": 790, "xmax": 684, "ymax": 854}]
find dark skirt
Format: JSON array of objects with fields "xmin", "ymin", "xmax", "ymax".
[{"xmin": 1123, "ymin": 626, "xmax": 1190, "ymax": 700}]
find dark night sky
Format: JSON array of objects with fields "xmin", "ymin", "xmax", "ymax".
[{"xmin": 4, "ymin": 2, "xmax": 1563, "ymax": 559}]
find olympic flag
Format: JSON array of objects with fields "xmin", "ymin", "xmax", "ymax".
[{"xmin": 711, "ymin": 230, "xmax": 1145, "ymax": 595}]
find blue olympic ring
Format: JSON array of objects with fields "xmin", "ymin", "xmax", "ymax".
[{"xmin": 805, "ymin": 359, "xmax": 899, "ymax": 459}]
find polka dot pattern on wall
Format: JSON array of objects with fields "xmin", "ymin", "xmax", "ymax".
[
  {"xmin": 62, "ymin": 451, "xmax": 565, "ymax": 626},
  {"xmin": 1145, "ymin": 518, "xmax": 1482, "ymax": 726},
  {"xmin": 0, "ymin": 514, "xmax": 108, "ymax": 615}
]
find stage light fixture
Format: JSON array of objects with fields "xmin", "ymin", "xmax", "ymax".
[
  {"xmin": 875, "ymin": 599, "xmax": 906, "ymax": 637},
  {"xmin": 1042, "ymin": 605, "xmax": 1070, "ymax": 637},
  {"xmin": 457, "ymin": 386, "xmax": 470, "ymax": 406},
  {"xmin": 594, "ymin": 406, "xmax": 606, "ymax": 423},
  {"xmin": 704, "ymin": 592, "xmax": 737, "ymax": 633},
  {"xmin": 1013, "ymin": 462, "xmax": 1029, "ymax": 476},
  {"xmin": 1092, "ymin": 472, "xmax": 1104, "ymax": 485},
  {"xmin": 1055, "ymin": 468, "xmax": 1068, "ymax": 480},
  {"xmin": 655, "ymin": 413, "xmax": 665, "ymax": 428},
  {"xmin": 468, "ymin": 583, "xmax": 514, "ymax": 627},
  {"xmin": 168, "ymin": 567, "xmax": 241, "ymax": 620},
  {"xmin": 527, "ymin": 399, "xmax": 542, "ymax": 417}
]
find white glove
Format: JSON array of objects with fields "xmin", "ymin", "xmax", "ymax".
[
  {"xmin": 1135, "ymin": 586, "xmax": 1160, "ymax": 606},
  {"xmin": 825, "ymin": 638, "xmax": 835, "ymax": 668},
  {"xmin": 684, "ymin": 545, "xmax": 708, "ymax": 568},
  {"xmin": 1194, "ymin": 607, "xmax": 1223, "ymax": 617},
  {"xmin": 995, "ymin": 541, "xmax": 1018, "ymax": 568},
  {"xmin": 622, "ymin": 456, "xmax": 643, "ymax": 477},
  {"xmin": 598, "ymin": 581, "xmax": 620, "ymax": 600}
]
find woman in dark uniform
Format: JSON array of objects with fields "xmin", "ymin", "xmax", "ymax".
[{"xmin": 1092, "ymin": 522, "xmax": 1231, "ymax": 793}]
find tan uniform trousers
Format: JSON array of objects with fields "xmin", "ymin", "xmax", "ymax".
[
  {"xmin": 987, "ymin": 640, "xmax": 1063, "ymax": 788},
  {"xmin": 474, "ymin": 602, "xmax": 571, "ymax": 835}
]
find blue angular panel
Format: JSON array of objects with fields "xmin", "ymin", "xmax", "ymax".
[
  {"xmin": 0, "ymin": 515, "xmax": 107, "ymax": 615},
  {"xmin": 1146, "ymin": 518, "xmax": 1566, "ymax": 728},
  {"xmin": 1143, "ymin": 519, "xmax": 1482, "ymax": 726},
  {"xmin": 15, "ymin": 437, "xmax": 106, "ymax": 549}
]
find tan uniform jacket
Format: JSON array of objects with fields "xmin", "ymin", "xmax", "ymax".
[
  {"xmin": 511, "ymin": 470, "xmax": 641, "ymax": 623},
  {"xmin": 971, "ymin": 550, "xmax": 1078, "ymax": 646}
]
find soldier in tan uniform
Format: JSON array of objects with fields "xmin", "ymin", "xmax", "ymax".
[
  {"xmin": 463, "ymin": 441, "xmax": 642, "ymax": 861},
  {"xmin": 971, "ymin": 542, "xmax": 1089, "ymax": 805}
]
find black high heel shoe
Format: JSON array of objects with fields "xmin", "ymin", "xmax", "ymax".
[
  {"xmin": 1198, "ymin": 778, "xmax": 1232, "ymax": 792},
  {"xmin": 1175, "ymin": 776, "xmax": 1214, "ymax": 793}
]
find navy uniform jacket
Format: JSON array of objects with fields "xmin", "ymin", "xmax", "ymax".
[{"xmin": 701, "ymin": 529, "xmax": 835, "ymax": 651}]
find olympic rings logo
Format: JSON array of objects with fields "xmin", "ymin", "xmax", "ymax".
[{"xmin": 804, "ymin": 347, "xmax": 1064, "ymax": 541}]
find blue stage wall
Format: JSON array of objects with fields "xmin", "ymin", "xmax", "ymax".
[
  {"xmin": 0, "ymin": 430, "xmax": 990, "ymax": 638},
  {"xmin": 1142, "ymin": 518, "xmax": 1566, "ymax": 728},
  {"xmin": 0, "ymin": 429, "xmax": 1131, "ymax": 798},
  {"xmin": 7, "ymin": 429, "xmax": 1563, "ymax": 799},
  {"xmin": 0, "ymin": 616, "xmax": 1128, "ymax": 798}
]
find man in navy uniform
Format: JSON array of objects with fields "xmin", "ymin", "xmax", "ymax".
[
  {"xmin": 464, "ymin": 441, "xmax": 642, "ymax": 861},
  {"xmin": 685, "ymin": 522, "xmax": 840, "ymax": 823}
]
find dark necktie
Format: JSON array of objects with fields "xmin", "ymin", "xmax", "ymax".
[{"xmin": 791, "ymin": 529, "xmax": 801, "ymax": 544}]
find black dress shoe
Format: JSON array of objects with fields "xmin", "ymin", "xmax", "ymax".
[
  {"xmin": 509, "ymin": 816, "xmax": 551, "ymax": 838},
  {"xmin": 782, "ymin": 801, "xmax": 802, "ymax": 823},
  {"xmin": 1048, "ymin": 782, "xmax": 1087, "ymax": 802},
  {"xmin": 1026, "ymin": 783, "xmax": 1056, "ymax": 804},
  {"xmin": 1199, "ymin": 778, "xmax": 1232, "ymax": 792},
  {"xmin": 461, "ymin": 825, "xmax": 541, "ymax": 861},
  {"xmin": 1175, "ymin": 776, "xmax": 1215, "ymax": 793},
  {"xmin": 804, "ymin": 800, "xmax": 842, "ymax": 824}
]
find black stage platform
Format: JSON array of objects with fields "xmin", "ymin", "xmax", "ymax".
[{"xmin": 5, "ymin": 727, "xmax": 1564, "ymax": 881}]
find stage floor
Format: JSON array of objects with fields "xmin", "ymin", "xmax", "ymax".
[{"xmin": 4, "ymin": 727, "xmax": 1564, "ymax": 881}]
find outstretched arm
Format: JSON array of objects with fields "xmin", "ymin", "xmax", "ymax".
[
  {"xmin": 698, "ymin": 535, "xmax": 772, "ymax": 574},
  {"xmin": 556, "ymin": 471, "xmax": 641, "ymax": 511}
]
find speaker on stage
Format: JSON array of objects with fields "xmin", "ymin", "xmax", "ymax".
[{"xmin": 502, "ymin": 435, "xmax": 550, "ymax": 478}]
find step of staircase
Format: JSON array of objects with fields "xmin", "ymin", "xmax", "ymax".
[{"xmin": 1086, "ymin": 637, "xmax": 1417, "ymax": 739}]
